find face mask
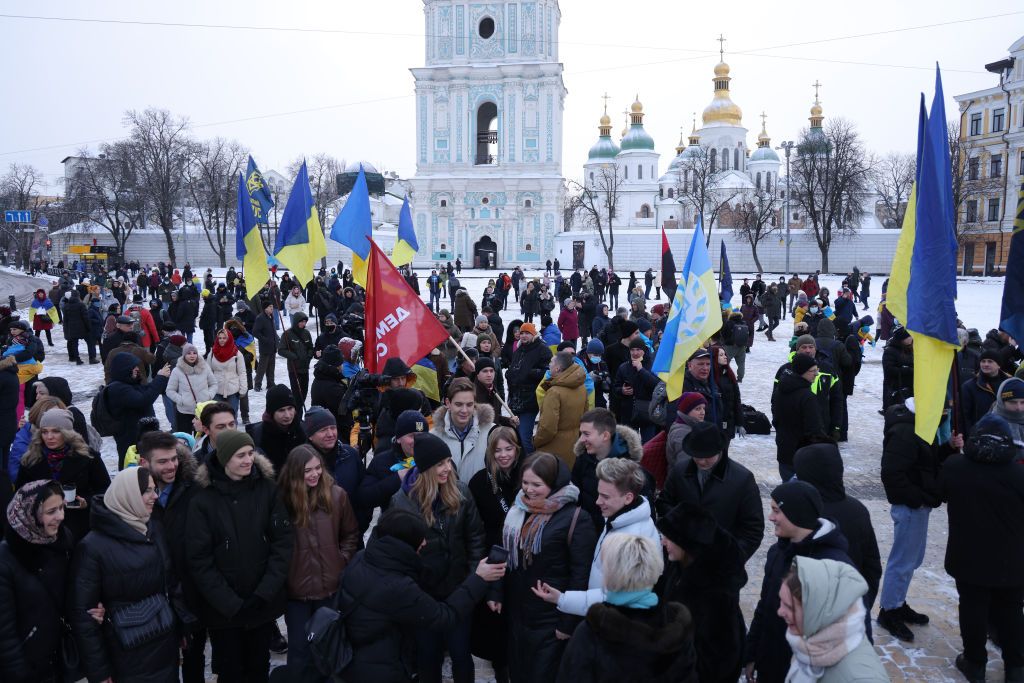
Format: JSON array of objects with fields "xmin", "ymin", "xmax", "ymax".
[
  {"xmin": 810, "ymin": 307, "xmax": 819, "ymax": 314},
  {"xmin": 589, "ymin": 356, "xmax": 602, "ymax": 364},
  {"xmin": 861, "ymin": 326, "xmax": 870, "ymax": 334}
]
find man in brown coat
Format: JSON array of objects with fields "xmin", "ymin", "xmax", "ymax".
[
  {"xmin": 534, "ymin": 351, "xmax": 587, "ymax": 468},
  {"xmin": 453, "ymin": 289, "xmax": 478, "ymax": 332}
]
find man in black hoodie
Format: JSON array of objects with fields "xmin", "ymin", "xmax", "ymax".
[
  {"xmin": 744, "ymin": 481, "xmax": 854, "ymax": 682},
  {"xmin": 246, "ymin": 385, "xmax": 307, "ymax": 472}
]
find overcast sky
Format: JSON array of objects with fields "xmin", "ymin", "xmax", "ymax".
[{"xmin": 1, "ymin": 0, "xmax": 1020, "ymax": 196}]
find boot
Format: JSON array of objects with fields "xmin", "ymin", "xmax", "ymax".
[
  {"xmin": 877, "ymin": 608, "xmax": 914, "ymax": 642},
  {"xmin": 898, "ymin": 602, "xmax": 930, "ymax": 625},
  {"xmin": 955, "ymin": 654, "xmax": 985, "ymax": 683}
]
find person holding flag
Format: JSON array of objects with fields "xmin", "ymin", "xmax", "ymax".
[{"xmin": 331, "ymin": 165, "xmax": 373, "ymax": 287}]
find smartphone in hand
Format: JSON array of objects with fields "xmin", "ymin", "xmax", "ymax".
[{"xmin": 487, "ymin": 545, "xmax": 509, "ymax": 564}]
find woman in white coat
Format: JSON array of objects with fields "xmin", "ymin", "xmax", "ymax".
[
  {"xmin": 531, "ymin": 457, "xmax": 660, "ymax": 616},
  {"xmin": 284, "ymin": 286, "xmax": 306, "ymax": 322},
  {"xmin": 165, "ymin": 343, "xmax": 218, "ymax": 431},
  {"xmin": 208, "ymin": 327, "xmax": 247, "ymax": 417}
]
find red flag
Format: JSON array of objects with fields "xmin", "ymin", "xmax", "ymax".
[
  {"xmin": 660, "ymin": 227, "xmax": 677, "ymax": 302},
  {"xmin": 364, "ymin": 240, "xmax": 449, "ymax": 374}
]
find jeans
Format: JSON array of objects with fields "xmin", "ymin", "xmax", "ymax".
[
  {"xmin": 429, "ymin": 291, "xmax": 441, "ymax": 311},
  {"xmin": 518, "ymin": 411, "xmax": 538, "ymax": 454},
  {"xmin": 215, "ymin": 393, "xmax": 240, "ymax": 417},
  {"xmin": 955, "ymin": 580, "xmax": 1024, "ymax": 667},
  {"xmin": 880, "ymin": 504, "xmax": 931, "ymax": 610},
  {"xmin": 414, "ymin": 615, "xmax": 474, "ymax": 683},
  {"xmin": 161, "ymin": 395, "xmax": 177, "ymax": 428},
  {"xmin": 285, "ymin": 597, "xmax": 333, "ymax": 682},
  {"xmin": 208, "ymin": 621, "xmax": 273, "ymax": 683},
  {"xmin": 787, "ymin": 292, "xmax": 798, "ymax": 316}
]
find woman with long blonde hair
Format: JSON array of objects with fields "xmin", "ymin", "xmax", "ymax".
[
  {"xmin": 278, "ymin": 444, "xmax": 359, "ymax": 680},
  {"xmin": 390, "ymin": 432, "xmax": 485, "ymax": 683}
]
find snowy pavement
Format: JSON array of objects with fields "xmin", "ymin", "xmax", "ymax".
[{"xmin": 4, "ymin": 265, "xmax": 1012, "ymax": 681}]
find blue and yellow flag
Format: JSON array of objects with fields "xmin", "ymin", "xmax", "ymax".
[
  {"xmin": 652, "ymin": 217, "xmax": 722, "ymax": 400},
  {"xmin": 236, "ymin": 171, "xmax": 270, "ymax": 302},
  {"xmin": 903, "ymin": 66, "xmax": 960, "ymax": 442},
  {"xmin": 246, "ymin": 156, "xmax": 275, "ymax": 224},
  {"xmin": 886, "ymin": 95, "xmax": 927, "ymax": 327},
  {"xmin": 999, "ymin": 182, "xmax": 1024, "ymax": 345},
  {"xmin": 412, "ymin": 357, "xmax": 441, "ymax": 404},
  {"xmin": 391, "ymin": 196, "xmax": 418, "ymax": 267},
  {"xmin": 273, "ymin": 161, "xmax": 327, "ymax": 288},
  {"xmin": 330, "ymin": 164, "xmax": 372, "ymax": 286}
]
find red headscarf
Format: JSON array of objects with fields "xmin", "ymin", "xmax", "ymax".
[{"xmin": 211, "ymin": 328, "xmax": 239, "ymax": 363}]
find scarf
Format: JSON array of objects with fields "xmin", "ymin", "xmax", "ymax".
[
  {"xmin": 501, "ymin": 483, "xmax": 579, "ymax": 569},
  {"xmin": 605, "ymin": 589, "xmax": 659, "ymax": 609},
  {"xmin": 785, "ymin": 600, "xmax": 866, "ymax": 682},
  {"xmin": 211, "ymin": 331, "xmax": 239, "ymax": 363},
  {"xmin": 44, "ymin": 443, "xmax": 70, "ymax": 478},
  {"xmin": 104, "ymin": 468, "xmax": 151, "ymax": 537},
  {"xmin": 6, "ymin": 479, "xmax": 58, "ymax": 545}
]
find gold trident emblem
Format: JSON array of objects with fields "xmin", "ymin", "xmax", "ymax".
[{"xmin": 246, "ymin": 170, "xmax": 265, "ymax": 196}]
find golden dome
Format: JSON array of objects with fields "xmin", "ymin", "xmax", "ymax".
[
  {"xmin": 599, "ymin": 113, "xmax": 611, "ymax": 126},
  {"xmin": 631, "ymin": 96, "xmax": 643, "ymax": 114},
  {"xmin": 702, "ymin": 60, "xmax": 742, "ymax": 126},
  {"xmin": 810, "ymin": 103, "xmax": 822, "ymax": 117},
  {"xmin": 714, "ymin": 61, "xmax": 730, "ymax": 77}
]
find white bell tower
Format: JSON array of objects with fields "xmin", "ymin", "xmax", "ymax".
[{"xmin": 410, "ymin": 0, "xmax": 565, "ymax": 269}]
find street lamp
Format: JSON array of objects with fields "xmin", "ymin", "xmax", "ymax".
[{"xmin": 778, "ymin": 141, "xmax": 796, "ymax": 275}]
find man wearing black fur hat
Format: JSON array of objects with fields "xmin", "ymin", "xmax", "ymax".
[{"xmin": 246, "ymin": 385, "xmax": 307, "ymax": 472}]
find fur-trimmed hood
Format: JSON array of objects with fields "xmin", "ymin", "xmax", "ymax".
[
  {"xmin": 22, "ymin": 427, "xmax": 91, "ymax": 468},
  {"xmin": 174, "ymin": 444, "xmax": 199, "ymax": 484},
  {"xmin": 194, "ymin": 451, "xmax": 276, "ymax": 488},
  {"xmin": 430, "ymin": 402, "xmax": 496, "ymax": 431},
  {"xmin": 585, "ymin": 602, "xmax": 693, "ymax": 655},
  {"xmin": 573, "ymin": 424, "xmax": 643, "ymax": 462}
]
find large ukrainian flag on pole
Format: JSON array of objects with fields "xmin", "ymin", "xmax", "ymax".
[
  {"xmin": 391, "ymin": 196, "xmax": 418, "ymax": 267},
  {"xmin": 236, "ymin": 171, "xmax": 269, "ymax": 303},
  {"xmin": 273, "ymin": 161, "xmax": 327, "ymax": 288},
  {"xmin": 890, "ymin": 66, "xmax": 960, "ymax": 442},
  {"xmin": 652, "ymin": 217, "xmax": 722, "ymax": 400},
  {"xmin": 330, "ymin": 165, "xmax": 372, "ymax": 286}
]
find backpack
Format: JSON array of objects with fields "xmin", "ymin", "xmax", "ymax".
[
  {"xmin": 730, "ymin": 321, "xmax": 749, "ymax": 348},
  {"xmin": 815, "ymin": 342, "xmax": 836, "ymax": 372},
  {"xmin": 305, "ymin": 589, "xmax": 361, "ymax": 677},
  {"xmin": 648, "ymin": 380, "xmax": 669, "ymax": 427},
  {"xmin": 127, "ymin": 307, "xmax": 143, "ymax": 336},
  {"xmin": 91, "ymin": 386, "xmax": 124, "ymax": 437},
  {"xmin": 741, "ymin": 403, "xmax": 772, "ymax": 435}
]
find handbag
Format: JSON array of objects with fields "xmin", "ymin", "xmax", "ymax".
[
  {"xmin": 631, "ymin": 398, "xmax": 653, "ymax": 426},
  {"xmin": 60, "ymin": 618, "xmax": 80, "ymax": 670},
  {"xmin": 306, "ymin": 589, "xmax": 363, "ymax": 677},
  {"xmin": 110, "ymin": 592, "xmax": 175, "ymax": 649}
]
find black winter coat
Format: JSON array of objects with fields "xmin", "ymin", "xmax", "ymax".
[
  {"xmin": 506, "ymin": 338, "xmax": 553, "ymax": 413},
  {"xmin": 279, "ymin": 321, "xmax": 314, "ymax": 369},
  {"xmin": 339, "ymin": 536, "xmax": 489, "ymax": 683},
  {"xmin": 148, "ymin": 452, "xmax": 203, "ymax": 616},
  {"xmin": 104, "ymin": 353, "xmax": 168, "ymax": 458},
  {"xmin": 556, "ymin": 603, "xmax": 696, "ymax": 683},
  {"xmin": 940, "ymin": 445, "xmax": 1024, "ymax": 586},
  {"xmin": 246, "ymin": 416, "xmax": 307, "ymax": 473},
  {"xmin": 881, "ymin": 405, "xmax": 955, "ymax": 509},
  {"xmin": 503, "ymin": 500, "xmax": 597, "ymax": 683},
  {"xmin": 794, "ymin": 443, "xmax": 882, "ymax": 611},
  {"xmin": 744, "ymin": 521, "xmax": 854, "ymax": 682},
  {"xmin": 390, "ymin": 481, "xmax": 486, "ymax": 599},
  {"xmin": 716, "ymin": 368, "xmax": 741, "ymax": 437},
  {"xmin": 468, "ymin": 464, "xmax": 520, "ymax": 547},
  {"xmin": 359, "ymin": 444, "xmax": 403, "ymax": 518},
  {"xmin": 0, "ymin": 527, "xmax": 73, "ymax": 683},
  {"xmin": 253, "ymin": 311, "xmax": 278, "ymax": 354},
  {"xmin": 310, "ymin": 361, "xmax": 348, "ymax": 417},
  {"xmin": 62, "ymin": 296, "xmax": 91, "ymax": 339},
  {"xmin": 960, "ymin": 371, "xmax": 1011, "ymax": 436},
  {"xmin": 771, "ymin": 370, "xmax": 827, "ymax": 467},
  {"xmin": 185, "ymin": 453, "xmax": 293, "ymax": 629},
  {"xmin": 373, "ymin": 387, "xmax": 428, "ymax": 447},
  {"xmin": 882, "ymin": 341, "xmax": 914, "ymax": 409},
  {"xmin": 70, "ymin": 499, "xmax": 179, "ymax": 683},
  {"xmin": 656, "ymin": 454, "xmax": 764, "ymax": 561},
  {"xmin": 657, "ymin": 527, "xmax": 746, "ymax": 683}
]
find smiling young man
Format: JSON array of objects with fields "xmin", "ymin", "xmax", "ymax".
[
  {"xmin": 187, "ymin": 430, "xmax": 293, "ymax": 683},
  {"xmin": 432, "ymin": 377, "xmax": 496, "ymax": 483},
  {"xmin": 193, "ymin": 401, "xmax": 238, "ymax": 465},
  {"xmin": 570, "ymin": 408, "xmax": 647, "ymax": 530}
]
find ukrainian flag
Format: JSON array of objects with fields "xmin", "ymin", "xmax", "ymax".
[
  {"xmin": 998, "ymin": 182, "xmax": 1024, "ymax": 344},
  {"xmin": 889, "ymin": 66, "xmax": 960, "ymax": 441},
  {"xmin": 274, "ymin": 161, "xmax": 327, "ymax": 288},
  {"xmin": 652, "ymin": 217, "xmax": 722, "ymax": 400},
  {"xmin": 391, "ymin": 196, "xmax": 418, "ymax": 267},
  {"xmin": 330, "ymin": 164, "xmax": 372, "ymax": 286},
  {"xmin": 236, "ymin": 172, "xmax": 269, "ymax": 302}
]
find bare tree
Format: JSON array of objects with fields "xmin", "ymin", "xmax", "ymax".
[
  {"xmin": 948, "ymin": 120, "xmax": 1004, "ymax": 245},
  {"xmin": 789, "ymin": 118, "xmax": 873, "ymax": 272},
  {"xmin": 0, "ymin": 163, "xmax": 44, "ymax": 266},
  {"xmin": 287, "ymin": 154, "xmax": 343, "ymax": 227},
  {"xmin": 674, "ymin": 145, "xmax": 740, "ymax": 246},
  {"xmin": 64, "ymin": 144, "xmax": 145, "ymax": 261},
  {"xmin": 567, "ymin": 164, "xmax": 624, "ymax": 271},
  {"xmin": 731, "ymin": 188, "xmax": 781, "ymax": 273},
  {"xmin": 124, "ymin": 109, "xmax": 196, "ymax": 265},
  {"xmin": 872, "ymin": 152, "xmax": 915, "ymax": 228},
  {"xmin": 185, "ymin": 138, "xmax": 248, "ymax": 267},
  {"xmin": 262, "ymin": 178, "xmax": 289, "ymax": 256}
]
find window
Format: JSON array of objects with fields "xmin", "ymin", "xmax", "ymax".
[
  {"xmin": 710, "ymin": 149, "xmax": 717, "ymax": 172},
  {"xmin": 651, "ymin": 165, "xmax": 655, "ymax": 179},
  {"xmin": 721, "ymin": 148, "xmax": 729, "ymax": 170},
  {"xmin": 638, "ymin": 165, "xmax": 643, "ymax": 180},
  {"xmin": 589, "ymin": 172, "xmax": 594, "ymax": 183},
  {"xmin": 625, "ymin": 165, "xmax": 629, "ymax": 179},
  {"xmin": 525, "ymin": 243, "xmax": 532, "ymax": 251},
  {"xmin": 968, "ymin": 157, "xmax": 980, "ymax": 181},
  {"xmin": 766, "ymin": 172, "xmax": 772, "ymax": 191},
  {"xmin": 993, "ymin": 108, "xmax": 1005, "ymax": 133},
  {"xmin": 524, "ymin": 199, "xmax": 532, "ymax": 208},
  {"xmin": 481, "ymin": 196, "xmax": 489, "ymax": 204},
  {"xmin": 640, "ymin": 204, "xmax": 651, "ymax": 218},
  {"xmin": 988, "ymin": 198, "xmax": 1001, "ymax": 222},
  {"xmin": 970, "ymin": 112, "xmax": 982, "ymax": 136},
  {"xmin": 1019, "ymin": 150, "xmax": 1024, "ymax": 175},
  {"xmin": 793, "ymin": 211, "xmax": 800, "ymax": 221},
  {"xmin": 755, "ymin": 172, "xmax": 762, "ymax": 190},
  {"xmin": 667, "ymin": 188, "xmax": 674, "ymax": 199},
  {"xmin": 475, "ymin": 102, "xmax": 498, "ymax": 165},
  {"xmin": 683, "ymin": 170, "xmax": 689, "ymax": 186},
  {"xmin": 440, "ymin": 199, "xmax": 447, "ymax": 207},
  {"xmin": 478, "ymin": 17, "xmax": 495, "ymax": 39},
  {"xmin": 440, "ymin": 243, "xmax": 447, "ymax": 250},
  {"xmin": 966, "ymin": 199, "xmax": 978, "ymax": 223},
  {"xmin": 991, "ymin": 154, "xmax": 1003, "ymax": 178},
  {"xmin": 659, "ymin": 188, "xmax": 664, "ymax": 198},
  {"xmin": 734, "ymin": 149, "xmax": 740, "ymax": 171}
]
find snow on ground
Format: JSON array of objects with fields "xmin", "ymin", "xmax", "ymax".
[{"xmin": 2, "ymin": 265, "xmax": 1012, "ymax": 681}]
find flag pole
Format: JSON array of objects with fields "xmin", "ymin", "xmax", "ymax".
[{"xmin": 448, "ymin": 335, "xmax": 514, "ymax": 417}]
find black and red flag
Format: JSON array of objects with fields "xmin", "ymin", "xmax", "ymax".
[{"xmin": 660, "ymin": 227, "xmax": 677, "ymax": 302}]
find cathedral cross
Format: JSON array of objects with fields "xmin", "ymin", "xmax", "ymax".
[
  {"xmin": 812, "ymin": 80, "xmax": 822, "ymax": 104},
  {"xmin": 717, "ymin": 34, "xmax": 726, "ymax": 61}
]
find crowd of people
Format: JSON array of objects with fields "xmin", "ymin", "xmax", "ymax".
[{"xmin": 0, "ymin": 257, "xmax": 1022, "ymax": 683}]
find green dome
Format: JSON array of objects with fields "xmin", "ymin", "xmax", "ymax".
[
  {"xmin": 620, "ymin": 123, "xmax": 655, "ymax": 151},
  {"xmin": 750, "ymin": 146, "xmax": 779, "ymax": 162},
  {"xmin": 588, "ymin": 135, "xmax": 620, "ymax": 162}
]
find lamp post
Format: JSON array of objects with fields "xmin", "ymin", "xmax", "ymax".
[{"xmin": 778, "ymin": 141, "xmax": 796, "ymax": 275}]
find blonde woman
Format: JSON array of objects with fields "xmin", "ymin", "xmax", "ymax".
[{"xmin": 390, "ymin": 433, "xmax": 485, "ymax": 683}]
